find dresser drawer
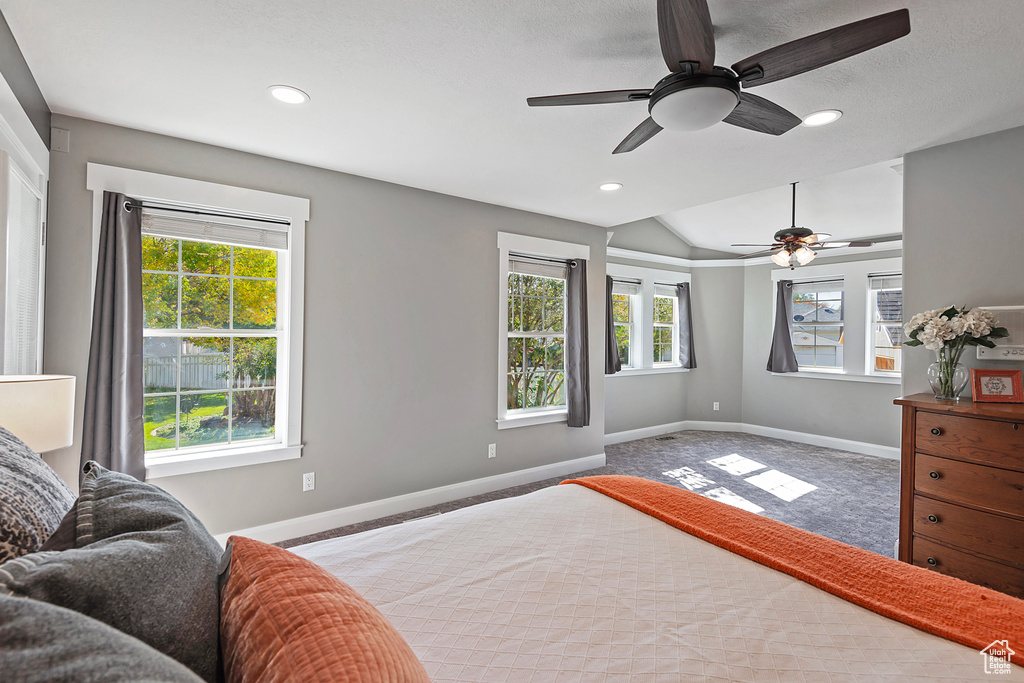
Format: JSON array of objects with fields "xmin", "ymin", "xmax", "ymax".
[
  {"xmin": 915, "ymin": 411, "xmax": 1024, "ymax": 469},
  {"xmin": 913, "ymin": 495, "xmax": 1024, "ymax": 568},
  {"xmin": 914, "ymin": 453, "xmax": 1024, "ymax": 518},
  {"xmin": 912, "ymin": 536, "xmax": 1024, "ymax": 598}
]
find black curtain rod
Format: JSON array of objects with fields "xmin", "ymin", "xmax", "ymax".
[
  {"xmin": 509, "ymin": 252, "xmax": 577, "ymax": 266},
  {"xmin": 124, "ymin": 201, "xmax": 290, "ymax": 227}
]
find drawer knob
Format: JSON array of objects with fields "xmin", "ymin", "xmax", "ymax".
[
  {"xmin": 930, "ymin": 427, "xmax": 941, "ymax": 436},
  {"xmin": 929, "ymin": 471, "xmax": 940, "ymax": 479},
  {"xmin": 927, "ymin": 557, "xmax": 938, "ymax": 566},
  {"xmin": 927, "ymin": 514, "xmax": 938, "ymax": 523}
]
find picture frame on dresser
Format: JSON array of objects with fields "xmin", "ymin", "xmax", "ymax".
[
  {"xmin": 971, "ymin": 368, "xmax": 1024, "ymax": 403},
  {"xmin": 893, "ymin": 394, "xmax": 1024, "ymax": 599}
]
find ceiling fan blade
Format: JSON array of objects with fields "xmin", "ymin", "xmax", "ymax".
[
  {"xmin": 732, "ymin": 9, "xmax": 910, "ymax": 87},
  {"xmin": 802, "ymin": 233, "xmax": 832, "ymax": 243},
  {"xmin": 731, "ymin": 243, "xmax": 782, "ymax": 247},
  {"xmin": 613, "ymin": 117, "xmax": 663, "ymax": 154},
  {"xmin": 657, "ymin": 0, "xmax": 716, "ymax": 73},
  {"xmin": 722, "ymin": 93, "xmax": 801, "ymax": 135},
  {"xmin": 817, "ymin": 240, "xmax": 874, "ymax": 249},
  {"xmin": 737, "ymin": 247, "xmax": 783, "ymax": 259},
  {"xmin": 527, "ymin": 90, "xmax": 652, "ymax": 107}
]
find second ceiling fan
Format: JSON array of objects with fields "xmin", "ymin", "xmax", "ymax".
[{"xmin": 527, "ymin": 1, "xmax": 911, "ymax": 153}]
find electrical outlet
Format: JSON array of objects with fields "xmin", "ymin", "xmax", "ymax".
[
  {"xmin": 302, "ymin": 472, "xmax": 315, "ymax": 492},
  {"xmin": 713, "ymin": 402, "xmax": 720, "ymax": 411},
  {"xmin": 488, "ymin": 443, "xmax": 496, "ymax": 459}
]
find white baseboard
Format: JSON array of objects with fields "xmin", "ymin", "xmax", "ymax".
[
  {"xmin": 214, "ymin": 452, "xmax": 606, "ymax": 546},
  {"xmin": 603, "ymin": 421, "xmax": 689, "ymax": 445},
  {"xmin": 605, "ymin": 420, "xmax": 900, "ymax": 460}
]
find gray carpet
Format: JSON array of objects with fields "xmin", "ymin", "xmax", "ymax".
[{"xmin": 280, "ymin": 430, "xmax": 900, "ymax": 557}]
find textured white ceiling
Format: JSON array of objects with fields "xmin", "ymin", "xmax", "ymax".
[
  {"xmin": 4, "ymin": 0, "xmax": 1023, "ymax": 244},
  {"xmin": 660, "ymin": 158, "xmax": 904, "ymax": 254}
]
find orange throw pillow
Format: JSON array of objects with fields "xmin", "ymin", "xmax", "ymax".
[{"xmin": 220, "ymin": 536, "xmax": 431, "ymax": 683}]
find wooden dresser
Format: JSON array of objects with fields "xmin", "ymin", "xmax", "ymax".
[{"xmin": 894, "ymin": 394, "xmax": 1024, "ymax": 598}]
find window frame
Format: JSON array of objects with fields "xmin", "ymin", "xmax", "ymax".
[
  {"xmin": 606, "ymin": 262, "xmax": 690, "ymax": 376},
  {"xmin": 497, "ymin": 232, "xmax": 589, "ymax": 429},
  {"xmin": 770, "ymin": 257, "xmax": 901, "ymax": 383},
  {"xmin": 789, "ymin": 278, "xmax": 845, "ymax": 371},
  {"xmin": 610, "ymin": 284, "xmax": 638, "ymax": 369},
  {"xmin": 867, "ymin": 272, "xmax": 903, "ymax": 377},
  {"xmin": 87, "ymin": 163, "xmax": 309, "ymax": 477}
]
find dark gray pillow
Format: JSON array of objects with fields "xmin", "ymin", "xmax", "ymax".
[
  {"xmin": 0, "ymin": 425, "xmax": 75, "ymax": 562},
  {"xmin": 0, "ymin": 594, "xmax": 204, "ymax": 682},
  {"xmin": 0, "ymin": 462, "xmax": 223, "ymax": 683}
]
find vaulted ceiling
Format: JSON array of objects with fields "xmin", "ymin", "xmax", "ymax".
[{"xmin": 5, "ymin": 0, "xmax": 1023, "ymax": 248}]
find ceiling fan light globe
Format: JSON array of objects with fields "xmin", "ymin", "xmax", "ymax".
[
  {"xmin": 794, "ymin": 246, "xmax": 817, "ymax": 265},
  {"xmin": 649, "ymin": 87, "xmax": 739, "ymax": 132},
  {"xmin": 771, "ymin": 250, "xmax": 792, "ymax": 267}
]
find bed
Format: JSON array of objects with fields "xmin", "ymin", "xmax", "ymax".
[
  {"xmin": 1, "ymin": 434, "xmax": 1021, "ymax": 682},
  {"xmin": 292, "ymin": 476, "xmax": 1022, "ymax": 682}
]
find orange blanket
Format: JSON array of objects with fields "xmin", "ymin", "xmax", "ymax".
[{"xmin": 562, "ymin": 475, "xmax": 1024, "ymax": 666}]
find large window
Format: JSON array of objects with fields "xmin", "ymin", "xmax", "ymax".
[
  {"xmin": 606, "ymin": 262, "xmax": 689, "ymax": 374},
  {"xmin": 506, "ymin": 256, "xmax": 566, "ymax": 412},
  {"xmin": 611, "ymin": 280, "xmax": 639, "ymax": 368},
  {"xmin": 653, "ymin": 286, "xmax": 678, "ymax": 365},
  {"xmin": 791, "ymin": 279, "xmax": 844, "ymax": 369},
  {"xmin": 87, "ymin": 163, "xmax": 308, "ymax": 477},
  {"xmin": 869, "ymin": 274, "xmax": 903, "ymax": 374},
  {"xmin": 142, "ymin": 237, "xmax": 279, "ymax": 454}
]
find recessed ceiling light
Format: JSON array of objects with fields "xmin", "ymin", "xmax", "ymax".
[
  {"xmin": 599, "ymin": 182, "xmax": 623, "ymax": 192},
  {"xmin": 802, "ymin": 109, "xmax": 842, "ymax": 127},
  {"xmin": 268, "ymin": 85, "xmax": 310, "ymax": 105}
]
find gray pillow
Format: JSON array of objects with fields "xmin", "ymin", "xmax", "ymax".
[
  {"xmin": 0, "ymin": 462, "xmax": 223, "ymax": 683},
  {"xmin": 0, "ymin": 425, "xmax": 75, "ymax": 562},
  {"xmin": 0, "ymin": 594, "xmax": 204, "ymax": 683}
]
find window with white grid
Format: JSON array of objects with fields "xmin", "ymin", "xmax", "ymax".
[{"xmin": 869, "ymin": 274, "xmax": 902, "ymax": 374}]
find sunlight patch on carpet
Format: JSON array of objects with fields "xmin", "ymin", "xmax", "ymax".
[
  {"xmin": 663, "ymin": 467, "xmax": 716, "ymax": 491},
  {"xmin": 702, "ymin": 487, "xmax": 764, "ymax": 514},
  {"xmin": 744, "ymin": 469, "xmax": 817, "ymax": 502},
  {"xmin": 706, "ymin": 453, "xmax": 767, "ymax": 476}
]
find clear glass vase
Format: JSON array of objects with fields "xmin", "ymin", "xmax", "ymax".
[{"xmin": 927, "ymin": 355, "xmax": 969, "ymax": 400}]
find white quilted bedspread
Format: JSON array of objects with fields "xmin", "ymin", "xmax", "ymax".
[{"xmin": 293, "ymin": 484, "xmax": 1017, "ymax": 682}]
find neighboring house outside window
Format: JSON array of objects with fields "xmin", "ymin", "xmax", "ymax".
[
  {"xmin": 770, "ymin": 256, "xmax": 901, "ymax": 382},
  {"xmin": 791, "ymin": 279, "xmax": 844, "ymax": 369},
  {"xmin": 869, "ymin": 274, "xmax": 903, "ymax": 374},
  {"xmin": 611, "ymin": 280, "xmax": 640, "ymax": 368}
]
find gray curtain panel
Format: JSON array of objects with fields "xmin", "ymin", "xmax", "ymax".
[
  {"xmin": 565, "ymin": 259, "xmax": 590, "ymax": 427},
  {"xmin": 766, "ymin": 279, "xmax": 800, "ymax": 373},
  {"xmin": 605, "ymin": 276, "xmax": 622, "ymax": 375},
  {"xmin": 676, "ymin": 282, "xmax": 696, "ymax": 369},
  {"xmin": 82, "ymin": 192, "xmax": 145, "ymax": 481}
]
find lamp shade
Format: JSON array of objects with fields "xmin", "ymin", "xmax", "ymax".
[{"xmin": 0, "ymin": 375, "xmax": 76, "ymax": 453}]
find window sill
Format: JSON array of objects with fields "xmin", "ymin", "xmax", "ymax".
[
  {"xmin": 607, "ymin": 366, "xmax": 690, "ymax": 377},
  {"xmin": 497, "ymin": 409, "xmax": 567, "ymax": 430},
  {"xmin": 770, "ymin": 370, "xmax": 901, "ymax": 385},
  {"xmin": 145, "ymin": 443, "xmax": 302, "ymax": 479}
]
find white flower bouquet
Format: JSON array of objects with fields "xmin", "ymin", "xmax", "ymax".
[{"xmin": 904, "ymin": 306, "xmax": 1008, "ymax": 398}]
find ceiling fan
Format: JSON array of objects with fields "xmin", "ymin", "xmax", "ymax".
[
  {"xmin": 526, "ymin": 1, "xmax": 910, "ymax": 154},
  {"xmin": 731, "ymin": 182, "xmax": 880, "ymax": 268}
]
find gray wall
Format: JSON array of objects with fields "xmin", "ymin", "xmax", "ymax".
[
  {"xmin": 903, "ymin": 124, "xmax": 1024, "ymax": 392},
  {"xmin": 740, "ymin": 254, "xmax": 905, "ymax": 448},
  {"xmin": 687, "ymin": 266, "xmax": 744, "ymax": 423},
  {"xmin": 608, "ymin": 218, "xmax": 693, "ymax": 258},
  {"xmin": 42, "ymin": 115, "xmax": 607, "ymax": 535},
  {"xmin": 604, "ymin": 373, "xmax": 687, "ymax": 434},
  {"xmin": 0, "ymin": 11, "xmax": 48, "ymax": 145}
]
